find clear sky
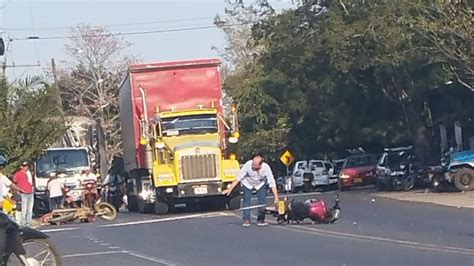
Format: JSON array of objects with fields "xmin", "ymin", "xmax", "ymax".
[{"xmin": 0, "ymin": 0, "xmax": 293, "ymax": 81}]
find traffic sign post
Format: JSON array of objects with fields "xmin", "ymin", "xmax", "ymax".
[{"xmin": 280, "ymin": 149, "xmax": 295, "ymax": 180}]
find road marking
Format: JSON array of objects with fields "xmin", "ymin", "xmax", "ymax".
[
  {"xmin": 63, "ymin": 250, "xmax": 123, "ymax": 258},
  {"xmin": 98, "ymin": 212, "xmax": 230, "ymax": 228},
  {"xmin": 122, "ymin": 250, "xmax": 178, "ymax": 265},
  {"xmin": 40, "ymin": 227, "xmax": 78, "ymax": 233},
  {"xmin": 109, "ymin": 246, "xmax": 121, "ymax": 249},
  {"xmin": 247, "ymin": 215, "xmax": 474, "ymax": 256},
  {"xmin": 291, "ymin": 224, "xmax": 474, "ymax": 255}
]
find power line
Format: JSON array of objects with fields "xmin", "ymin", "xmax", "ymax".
[
  {"xmin": 1, "ymin": 16, "xmax": 217, "ymax": 31},
  {"xmin": 11, "ymin": 23, "xmax": 248, "ymax": 41}
]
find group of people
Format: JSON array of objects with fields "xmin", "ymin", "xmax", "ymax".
[
  {"xmin": 0, "ymin": 157, "xmax": 123, "ymax": 228},
  {"xmin": 0, "ymin": 161, "xmax": 34, "ymax": 227}
]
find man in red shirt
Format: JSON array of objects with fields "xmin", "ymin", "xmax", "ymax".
[{"xmin": 13, "ymin": 161, "xmax": 34, "ymax": 227}]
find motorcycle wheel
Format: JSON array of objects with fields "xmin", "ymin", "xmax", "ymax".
[
  {"xmin": 6, "ymin": 238, "xmax": 63, "ymax": 266},
  {"xmin": 392, "ymin": 177, "xmax": 404, "ymax": 191},
  {"xmin": 403, "ymin": 176, "xmax": 415, "ymax": 191},
  {"xmin": 95, "ymin": 202, "xmax": 117, "ymax": 221}
]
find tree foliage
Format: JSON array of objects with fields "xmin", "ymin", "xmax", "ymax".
[
  {"xmin": 219, "ymin": 0, "xmax": 473, "ymax": 165},
  {"xmin": 0, "ymin": 77, "xmax": 67, "ymax": 174},
  {"xmin": 54, "ymin": 25, "xmax": 135, "ymax": 164}
]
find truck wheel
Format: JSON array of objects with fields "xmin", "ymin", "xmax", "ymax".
[
  {"xmin": 127, "ymin": 195, "xmax": 138, "ymax": 212},
  {"xmin": 227, "ymin": 195, "xmax": 241, "ymax": 210},
  {"xmin": 137, "ymin": 199, "xmax": 153, "ymax": 214},
  {"xmin": 154, "ymin": 200, "xmax": 168, "ymax": 215},
  {"xmin": 453, "ymin": 168, "xmax": 474, "ymax": 192}
]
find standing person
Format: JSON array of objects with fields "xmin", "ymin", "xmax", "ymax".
[
  {"xmin": 81, "ymin": 168, "xmax": 97, "ymax": 182},
  {"xmin": 223, "ymin": 155, "xmax": 279, "ymax": 227},
  {"xmin": 13, "ymin": 162, "xmax": 34, "ymax": 227},
  {"xmin": 46, "ymin": 175, "xmax": 64, "ymax": 210}
]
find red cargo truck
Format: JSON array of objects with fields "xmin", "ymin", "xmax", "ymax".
[{"xmin": 119, "ymin": 58, "xmax": 241, "ymax": 214}]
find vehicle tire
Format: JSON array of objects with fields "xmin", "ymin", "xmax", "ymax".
[
  {"xmin": 338, "ymin": 181, "xmax": 348, "ymax": 192},
  {"xmin": 137, "ymin": 198, "xmax": 153, "ymax": 214},
  {"xmin": 403, "ymin": 176, "xmax": 415, "ymax": 191},
  {"xmin": 227, "ymin": 195, "xmax": 241, "ymax": 210},
  {"xmin": 96, "ymin": 202, "xmax": 117, "ymax": 221},
  {"xmin": 376, "ymin": 180, "xmax": 385, "ymax": 191},
  {"xmin": 303, "ymin": 182, "xmax": 310, "ymax": 193},
  {"xmin": 7, "ymin": 238, "xmax": 63, "ymax": 266},
  {"xmin": 392, "ymin": 177, "xmax": 404, "ymax": 191},
  {"xmin": 453, "ymin": 168, "xmax": 474, "ymax": 192},
  {"xmin": 127, "ymin": 195, "xmax": 138, "ymax": 212},
  {"xmin": 432, "ymin": 174, "xmax": 446, "ymax": 192},
  {"xmin": 154, "ymin": 200, "xmax": 168, "ymax": 215}
]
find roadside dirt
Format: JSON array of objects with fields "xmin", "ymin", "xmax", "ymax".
[{"xmin": 374, "ymin": 190, "xmax": 474, "ymax": 209}]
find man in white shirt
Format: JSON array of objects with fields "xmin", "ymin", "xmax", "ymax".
[
  {"xmin": 47, "ymin": 176, "xmax": 64, "ymax": 210},
  {"xmin": 223, "ymin": 155, "xmax": 279, "ymax": 227}
]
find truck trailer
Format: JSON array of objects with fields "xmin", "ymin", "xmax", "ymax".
[{"xmin": 119, "ymin": 58, "xmax": 241, "ymax": 214}]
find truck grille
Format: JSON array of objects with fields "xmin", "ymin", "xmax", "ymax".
[{"xmin": 181, "ymin": 154, "xmax": 219, "ymax": 181}]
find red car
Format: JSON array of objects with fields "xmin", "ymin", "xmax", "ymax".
[{"xmin": 338, "ymin": 154, "xmax": 379, "ymax": 191}]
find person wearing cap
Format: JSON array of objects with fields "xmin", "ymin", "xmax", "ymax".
[{"xmin": 13, "ymin": 162, "xmax": 34, "ymax": 227}]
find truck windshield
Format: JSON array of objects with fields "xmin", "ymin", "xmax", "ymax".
[
  {"xmin": 161, "ymin": 114, "xmax": 218, "ymax": 136},
  {"xmin": 36, "ymin": 149, "xmax": 89, "ymax": 177}
]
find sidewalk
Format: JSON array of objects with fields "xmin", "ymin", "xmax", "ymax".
[{"xmin": 374, "ymin": 190, "xmax": 474, "ymax": 209}]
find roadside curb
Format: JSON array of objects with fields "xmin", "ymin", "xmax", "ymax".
[{"xmin": 373, "ymin": 190, "xmax": 474, "ymax": 209}]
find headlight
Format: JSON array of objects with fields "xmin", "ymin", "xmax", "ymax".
[
  {"xmin": 139, "ymin": 190, "xmax": 152, "ymax": 200},
  {"xmin": 339, "ymin": 174, "xmax": 350, "ymax": 179}
]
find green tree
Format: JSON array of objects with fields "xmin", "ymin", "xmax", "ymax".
[
  {"xmin": 221, "ymin": 0, "xmax": 473, "ymax": 162},
  {"xmin": 0, "ymin": 77, "xmax": 67, "ymax": 174}
]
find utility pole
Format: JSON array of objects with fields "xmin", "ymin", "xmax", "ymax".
[{"xmin": 51, "ymin": 58, "xmax": 63, "ymax": 108}]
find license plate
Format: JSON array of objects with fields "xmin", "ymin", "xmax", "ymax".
[
  {"xmin": 353, "ymin": 178, "xmax": 363, "ymax": 183},
  {"xmin": 194, "ymin": 187, "xmax": 208, "ymax": 195},
  {"xmin": 304, "ymin": 178, "xmax": 310, "ymax": 181}
]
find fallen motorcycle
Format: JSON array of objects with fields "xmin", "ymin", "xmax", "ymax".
[
  {"xmin": 0, "ymin": 212, "xmax": 62, "ymax": 266},
  {"xmin": 265, "ymin": 195, "xmax": 342, "ymax": 224},
  {"xmin": 41, "ymin": 180, "xmax": 117, "ymax": 225},
  {"xmin": 41, "ymin": 200, "xmax": 117, "ymax": 226}
]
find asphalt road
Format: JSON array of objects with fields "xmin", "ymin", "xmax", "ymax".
[{"xmin": 41, "ymin": 189, "xmax": 474, "ymax": 266}]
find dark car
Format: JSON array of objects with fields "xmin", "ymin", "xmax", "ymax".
[
  {"xmin": 338, "ymin": 154, "xmax": 379, "ymax": 191},
  {"xmin": 376, "ymin": 146, "xmax": 419, "ymax": 191}
]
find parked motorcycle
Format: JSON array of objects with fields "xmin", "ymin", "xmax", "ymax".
[{"xmin": 0, "ymin": 212, "xmax": 62, "ymax": 266}]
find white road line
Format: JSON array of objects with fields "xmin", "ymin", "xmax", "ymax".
[
  {"xmin": 63, "ymin": 250, "xmax": 123, "ymax": 258},
  {"xmin": 98, "ymin": 212, "xmax": 229, "ymax": 228},
  {"xmin": 109, "ymin": 246, "xmax": 121, "ymax": 249},
  {"xmin": 40, "ymin": 227, "xmax": 79, "ymax": 233},
  {"xmin": 122, "ymin": 250, "xmax": 177, "ymax": 265},
  {"xmin": 248, "ymin": 214, "xmax": 474, "ymax": 256}
]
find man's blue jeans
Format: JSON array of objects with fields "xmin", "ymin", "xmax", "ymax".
[
  {"xmin": 242, "ymin": 186, "xmax": 267, "ymax": 222},
  {"xmin": 20, "ymin": 193, "xmax": 34, "ymax": 227}
]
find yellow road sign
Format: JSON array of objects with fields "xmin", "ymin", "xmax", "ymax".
[{"xmin": 280, "ymin": 149, "xmax": 294, "ymax": 167}]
